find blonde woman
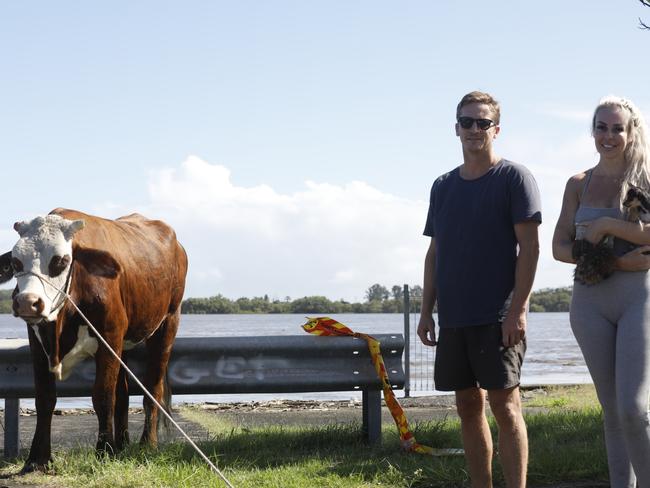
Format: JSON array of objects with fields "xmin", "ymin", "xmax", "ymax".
[{"xmin": 553, "ymin": 96, "xmax": 650, "ymax": 488}]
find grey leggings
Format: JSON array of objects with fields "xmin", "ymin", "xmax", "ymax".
[{"xmin": 571, "ymin": 270, "xmax": 650, "ymax": 488}]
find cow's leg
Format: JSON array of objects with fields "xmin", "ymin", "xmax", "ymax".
[
  {"xmin": 140, "ymin": 311, "xmax": 180, "ymax": 447},
  {"xmin": 114, "ymin": 356, "xmax": 130, "ymax": 451},
  {"xmin": 92, "ymin": 331, "xmax": 124, "ymax": 456},
  {"xmin": 21, "ymin": 325, "xmax": 57, "ymax": 474}
]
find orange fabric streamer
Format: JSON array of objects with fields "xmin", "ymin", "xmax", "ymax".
[{"xmin": 303, "ymin": 316, "xmax": 456, "ymax": 455}]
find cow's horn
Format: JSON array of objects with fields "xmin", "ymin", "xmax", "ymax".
[
  {"xmin": 62, "ymin": 219, "xmax": 85, "ymax": 240},
  {"xmin": 13, "ymin": 221, "xmax": 28, "ymax": 237}
]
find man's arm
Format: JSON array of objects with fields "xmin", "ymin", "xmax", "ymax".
[
  {"xmin": 502, "ymin": 221, "xmax": 540, "ymax": 347},
  {"xmin": 417, "ymin": 237, "xmax": 438, "ymax": 346}
]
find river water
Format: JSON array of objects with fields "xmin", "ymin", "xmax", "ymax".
[{"xmin": 0, "ymin": 312, "xmax": 588, "ymax": 408}]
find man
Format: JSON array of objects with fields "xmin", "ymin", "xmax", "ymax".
[{"xmin": 417, "ymin": 91, "xmax": 541, "ymax": 488}]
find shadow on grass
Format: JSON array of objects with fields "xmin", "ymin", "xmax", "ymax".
[
  {"xmin": 10, "ymin": 408, "xmax": 608, "ymax": 488},
  {"xmin": 526, "ymin": 408, "xmax": 608, "ymax": 486}
]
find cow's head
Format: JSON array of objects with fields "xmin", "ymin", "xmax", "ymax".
[{"xmin": 10, "ymin": 215, "xmax": 84, "ymax": 323}]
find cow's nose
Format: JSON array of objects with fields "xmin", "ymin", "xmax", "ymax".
[{"xmin": 13, "ymin": 293, "xmax": 45, "ymax": 318}]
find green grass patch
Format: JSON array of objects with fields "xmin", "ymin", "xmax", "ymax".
[
  {"xmin": 1, "ymin": 400, "xmax": 608, "ymax": 488},
  {"xmin": 523, "ymin": 384, "xmax": 598, "ymax": 410}
]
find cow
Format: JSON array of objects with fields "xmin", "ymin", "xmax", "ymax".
[{"xmin": 0, "ymin": 208, "xmax": 188, "ymax": 473}]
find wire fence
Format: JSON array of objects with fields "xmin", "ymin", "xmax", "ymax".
[{"xmin": 402, "ymin": 285, "xmax": 434, "ymax": 396}]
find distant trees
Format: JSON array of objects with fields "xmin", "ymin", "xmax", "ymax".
[
  {"xmin": 179, "ymin": 283, "xmax": 424, "ymax": 314},
  {"xmin": 365, "ymin": 284, "xmax": 390, "ymax": 302},
  {"xmin": 0, "ymin": 290, "xmax": 11, "ymax": 314},
  {"xmin": 0, "ymin": 284, "xmax": 573, "ymax": 315},
  {"xmin": 178, "ymin": 284, "xmax": 572, "ymax": 314},
  {"xmin": 528, "ymin": 287, "xmax": 572, "ymax": 312},
  {"xmin": 391, "ymin": 285, "xmax": 403, "ymax": 301}
]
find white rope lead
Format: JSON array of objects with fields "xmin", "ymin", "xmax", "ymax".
[{"xmin": 19, "ymin": 271, "xmax": 235, "ymax": 488}]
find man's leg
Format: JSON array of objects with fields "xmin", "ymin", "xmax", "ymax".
[
  {"xmin": 487, "ymin": 386, "xmax": 527, "ymax": 488},
  {"xmin": 456, "ymin": 387, "xmax": 493, "ymax": 488}
]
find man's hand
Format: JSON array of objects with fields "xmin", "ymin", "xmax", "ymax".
[
  {"xmin": 417, "ymin": 315, "xmax": 437, "ymax": 346},
  {"xmin": 502, "ymin": 310, "xmax": 526, "ymax": 347}
]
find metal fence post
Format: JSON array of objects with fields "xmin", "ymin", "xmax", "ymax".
[
  {"xmin": 362, "ymin": 389, "xmax": 382, "ymax": 444},
  {"xmin": 4, "ymin": 398, "xmax": 20, "ymax": 458},
  {"xmin": 403, "ymin": 284, "xmax": 410, "ymax": 398}
]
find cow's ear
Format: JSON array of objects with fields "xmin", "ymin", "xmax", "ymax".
[
  {"xmin": 13, "ymin": 221, "xmax": 29, "ymax": 237},
  {"xmin": 62, "ymin": 219, "xmax": 85, "ymax": 241},
  {"xmin": 72, "ymin": 245, "xmax": 121, "ymax": 279},
  {"xmin": 0, "ymin": 251, "xmax": 14, "ymax": 283}
]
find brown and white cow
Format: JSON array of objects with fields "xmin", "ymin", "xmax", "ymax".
[{"xmin": 0, "ymin": 208, "xmax": 188, "ymax": 473}]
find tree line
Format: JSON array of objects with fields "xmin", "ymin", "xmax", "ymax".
[
  {"xmin": 528, "ymin": 287, "xmax": 572, "ymax": 313},
  {"xmin": 181, "ymin": 284, "xmax": 424, "ymax": 314},
  {"xmin": 179, "ymin": 284, "xmax": 573, "ymax": 314},
  {"xmin": 0, "ymin": 285, "xmax": 572, "ymax": 315}
]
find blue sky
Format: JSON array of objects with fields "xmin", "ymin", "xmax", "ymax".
[{"xmin": 1, "ymin": 1, "xmax": 649, "ymax": 302}]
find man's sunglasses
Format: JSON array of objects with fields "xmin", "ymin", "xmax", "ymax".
[{"xmin": 457, "ymin": 116, "xmax": 496, "ymax": 131}]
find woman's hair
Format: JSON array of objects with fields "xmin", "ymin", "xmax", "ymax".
[
  {"xmin": 456, "ymin": 91, "xmax": 500, "ymax": 124},
  {"xmin": 592, "ymin": 95, "xmax": 650, "ymax": 206}
]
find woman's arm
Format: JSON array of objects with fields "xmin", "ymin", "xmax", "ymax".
[
  {"xmin": 583, "ymin": 217, "xmax": 650, "ymax": 246},
  {"xmin": 417, "ymin": 237, "xmax": 438, "ymax": 347},
  {"xmin": 616, "ymin": 245, "xmax": 650, "ymax": 271},
  {"xmin": 552, "ymin": 176, "xmax": 582, "ymax": 264}
]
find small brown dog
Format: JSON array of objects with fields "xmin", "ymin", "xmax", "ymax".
[
  {"xmin": 623, "ymin": 184, "xmax": 650, "ymax": 223},
  {"xmin": 573, "ymin": 185, "xmax": 650, "ymax": 285}
]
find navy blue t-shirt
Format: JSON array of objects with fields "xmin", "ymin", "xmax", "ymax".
[{"xmin": 423, "ymin": 159, "xmax": 542, "ymax": 328}]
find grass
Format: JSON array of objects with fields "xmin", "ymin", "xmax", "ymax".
[
  {"xmin": 522, "ymin": 384, "xmax": 599, "ymax": 411},
  {"xmin": 1, "ymin": 387, "xmax": 608, "ymax": 488}
]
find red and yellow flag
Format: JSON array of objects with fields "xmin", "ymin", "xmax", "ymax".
[{"xmin": 303, "ymin": 316, "xmax": 462, "ymax": 456}]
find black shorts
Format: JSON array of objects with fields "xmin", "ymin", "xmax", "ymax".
[{"xmin": 434, "ymin": 323, "xmax": 526, "ymax": 392}]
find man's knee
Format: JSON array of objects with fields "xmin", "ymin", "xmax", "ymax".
[
  {"xmin": 488, "ymin": 387, "xmax": 524, "ymax": 427},
  {"xmin": 456, "ymin": 388, "xmax": 487, "ymax": 420}
]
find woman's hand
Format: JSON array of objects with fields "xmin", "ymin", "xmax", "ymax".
[
  {"xmin": 617, "ymin": 246, "xmax": 650, "ymax": 271},
  {"xmin": 582, "ymin": 217, "xmax": 614, "ymax": 244}
]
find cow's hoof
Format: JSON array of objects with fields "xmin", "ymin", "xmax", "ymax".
[
  {"xmin": 95, "ymin": 441, "xmax": 116, "ymax": 458},
  {"xmin": 116, "ymin": 430, "xmax": 130, "ymax": 451},
  {"xmin": 139, "ymin": 437, "xmax": 158, "ymax": 449},
  {"xmin": 20, "ymin": 459, "xmax": 53, "ymax": 475}
]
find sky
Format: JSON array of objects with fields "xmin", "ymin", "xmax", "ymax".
[{"xmin": 1, "ymin": 1, "xmax": 649, "ymax": 302}]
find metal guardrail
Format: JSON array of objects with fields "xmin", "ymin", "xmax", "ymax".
[{"xmin": 1, "ymin": 334, "xmax": 405, "ymax": 458}]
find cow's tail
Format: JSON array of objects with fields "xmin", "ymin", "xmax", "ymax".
[{"xmin": 159, "ymin": 370, "xmax": 173, "ymax": 431}]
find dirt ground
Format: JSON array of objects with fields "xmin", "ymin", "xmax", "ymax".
[{"xmin": 0, "ymin": 394, "xmax": 463, "ymax": 456}]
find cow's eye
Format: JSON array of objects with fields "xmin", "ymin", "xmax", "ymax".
[
  {"xmin": 48, "ymin": 255, "xmax": 71, "ymax": 277},
  {"xmin": 11, "ymin": 258, "xmax": 23, "ymax": 272}
]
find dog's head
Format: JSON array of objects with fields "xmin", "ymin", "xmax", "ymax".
[{"xmin": 623, "ymin": 185, "xmax": 650, "ymax": 216}]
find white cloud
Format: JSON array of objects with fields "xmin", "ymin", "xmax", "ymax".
[
  {"xmin": 92, "ymin": 147, "xmax": 597, "ymax": 301},
  {"xmin": 534, "ymin": 105, "xmax": 592, "ymax": 123},
  {"xmin": 101, "ymin": 156, "xmax": 431, "ymax": 302},
  {"xmin": 3, "ymin": 142, "xmax": 601, "ymax": 299}
]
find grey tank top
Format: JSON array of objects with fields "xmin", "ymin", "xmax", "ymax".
[{"xmin": 575, "ymin": 169, "xmax": 633, "ymax": 257}]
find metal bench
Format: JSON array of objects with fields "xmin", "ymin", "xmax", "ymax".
[{"xmin": 1, "ymin": 333, "xmax": 405, "ymax": 458}]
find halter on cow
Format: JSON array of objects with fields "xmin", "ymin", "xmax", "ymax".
[{"xmin": 0, "ymin": 208, "xmax": 188, "ymax": 474}]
